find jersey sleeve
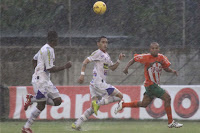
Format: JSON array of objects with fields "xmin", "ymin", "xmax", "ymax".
[
  {"xmin": 33, "ymin": 51, "xmax": 39, "ymax": 60},
  {"xmin": 161, "ymin": 55, "xmax": 171, "ymax": 68},
  {"xmin": 87, "ymin": 50, "xmax": 101, "ymax": 61},
  {"xmin": 43, "ymin": 48, "xmax": 55, "ymax": 69},
  {"xmin": 109, "ymin": 60, "xmax": 114, "ymax": 66},
  {"xmin": 133, "ymin": 54, "xmax": 148, "ymax": 64}
]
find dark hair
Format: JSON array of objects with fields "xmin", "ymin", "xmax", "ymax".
[
  {"xmin": 47, "ymin": 31, "xmax": 58, "ymax": 43},
  {"xmin": 97, "ymin": 36, "xmax": 107, "ymax": 42}
]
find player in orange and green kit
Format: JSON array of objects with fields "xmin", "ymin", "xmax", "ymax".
[{"xmin": 114, "ymin": 42, "xmax": 183, "ymax": 128}]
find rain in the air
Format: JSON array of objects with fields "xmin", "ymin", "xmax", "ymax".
[{"xmin": 0, "ymin": 0, "xmax": 200, "ymax": 133}]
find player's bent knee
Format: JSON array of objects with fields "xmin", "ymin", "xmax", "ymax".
[
  {"xmin": 53, "ymin": 97, "xmax": 62, "ymax": 106},
  {"xmin": 163, "ymin": 93, "xmax": 171, "ymax": 103},
  {"xmin": 116, "ymin": 93, "xmax": 123, "ymax": 99},
  {"xmin": 119, "ymin": 94, "xmax": 123, "ymax": 99},
  {"xmin": 55, "ymin": 101, "xmax": 61, "ymax": 106},
  {"xmin": 167, "ymin": 96, "xmax": 171, "ymax": 102},
  {"xmin": 92, "ymin": 96, "xmax": 98, "ymax": 101}
]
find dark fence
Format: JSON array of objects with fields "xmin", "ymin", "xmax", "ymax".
[
  {"xmin": 0, "ymin": 85, "xmax": 9, "ymax": 121},
  {"xmin": 1, "ymin": 0, "xmax": 200, "ymax": 47}
]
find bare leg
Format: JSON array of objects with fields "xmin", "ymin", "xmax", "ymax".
[
  {"xmin": 160, "ymin": 92, "xmax": 173, "ymax": 124},
  {"xmin": 160, "ymin": 92, "xmax": 171, "ymax": 107},
  {"xmin": 137, "ymin": 94, "xmax": 153, "ymax": 107},
  {"xmin": 24, "ymin": 101, "xmax": 46, "ymax": 128}
]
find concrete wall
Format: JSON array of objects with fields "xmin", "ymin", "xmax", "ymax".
[{"xmin": 1, "ymin": 46, "xmax": 200, "ymax": 86}]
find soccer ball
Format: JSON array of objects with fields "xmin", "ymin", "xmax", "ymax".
[{"xmin": 93, "ymin": 1, "xmax": 107, "ymax": 15}]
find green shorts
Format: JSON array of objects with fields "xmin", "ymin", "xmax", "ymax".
[{"xmin": 144, "ymin": 83, "xmax": 165, "ymax": 98}]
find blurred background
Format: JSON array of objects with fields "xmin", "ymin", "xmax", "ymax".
[{"xmin": 1, "ymin": 0, "xmax": 200, "ymax": 87}]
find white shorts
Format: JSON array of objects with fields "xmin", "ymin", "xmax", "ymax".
[
  {"xmin": 32, "ymin": 74, "xmax": 60, "ymax": 99},
  {"xmin": 90, "ymin": 79, "xmax": 111, "ymax": 90},
  {"xmin": 89, "ymin": 84, "xmax": 121, "ymax": 99}
]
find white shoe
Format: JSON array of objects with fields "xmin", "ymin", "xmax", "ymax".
[
  {"xmin": 168, "ymin": 120, "xmax": 183, "ymax": 128},
  {"xmin": 114, "ymin": 100, "xmax": 123, "ymax": 114}
]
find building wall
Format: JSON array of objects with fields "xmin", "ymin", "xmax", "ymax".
[{"xmin": 1, "ymin": 46, "xmax": 200, "ymax": 86}]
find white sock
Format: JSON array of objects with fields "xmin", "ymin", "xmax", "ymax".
[
  {"xmin": 75, "ymin": 107, "xmax": 94, "ymax": 127},
  {"xmin": 97, "ymin": 96, "xmax": 121, "ymax": 105},
  {"xmin": 24, "ymin": 107, "xmax": 41, "ymax": 128}
]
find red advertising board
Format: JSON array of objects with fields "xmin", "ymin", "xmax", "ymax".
[
  {"xmin": 9, "ymin": 86, "xmax": 140, "ymax": 120},
  {"xmin": 9, "ymin": 85, "xmax": 200, "ymax": 120}
]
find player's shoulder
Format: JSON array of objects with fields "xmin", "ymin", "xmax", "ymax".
[
  {"xmin": 158, "ymin": 53, "xmax": 164, "ymax": 56},
  {"xmin": 158, "ymin": 53, "xmax": 167, "ymax": 58},
  {"xmin": 91, "ymin": 49, "xmax": 101, "ymax": 56},
  {"xmin": 134, "ymin": 53, "xmax": 150, "ymax": 57},
  {"xmin": 158, "ymin": 53, "xmax": 169, "ymax": 61},
  {"xmin": 41, "ymin": 44, "xmax": 54, "ymax": 52}
]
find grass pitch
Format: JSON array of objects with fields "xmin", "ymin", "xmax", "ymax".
[{"xmin": 1, "ymin": 120, "xmax": 199, "ymax": 133}]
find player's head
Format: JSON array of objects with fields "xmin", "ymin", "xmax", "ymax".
[
  {"xmin": 47, "ymin": 31, "xmax": 58, "ymax": 47},
  {"xmin": 97, "ymin": 36, "xmax": 108, "ymax": 52},
  {"xmin": 150, "ymin": 42, "xmax": 160, "ymax": 57}
]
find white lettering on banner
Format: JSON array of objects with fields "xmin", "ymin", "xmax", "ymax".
[
  {"xmin": 50, "ymin": 94, "xmax": 71, "ymax": 119},
  {"xmin": 111, "ymin": 94, "xmax": 131, "ymax": 118},
  {"xmin": 13, "ymin": 86, "xmax": 27, "ymax": 119},
  {"xmin": 14, "ymin": 86, "xmax": 47, "ymax": 119},
  {"xmin": 75, "ymin": 94, "xmax": 90, "ymax": 118},
  {"xmin": 10, "ymin": 85, "xmax": 200, "ymax": 120},
  {"xmin": 182, "ymin": 98, "xmax": 191, "ymax": 108},
  {"xmin": 154, "ymin": 98, "xmax": 162, "ymax": 108},
  {"xmin": 95, "ymin": 109, "xmax": 108, "ymax": 119}
]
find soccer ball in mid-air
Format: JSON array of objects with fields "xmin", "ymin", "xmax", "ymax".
[{"xmin": 93, "ymin": 1, "xmax": 107, "ymax": 15}]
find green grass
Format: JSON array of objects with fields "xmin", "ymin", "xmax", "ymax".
[{"xmin": 0, "ymin": 120, "xmax": 200, "ymax": 133}]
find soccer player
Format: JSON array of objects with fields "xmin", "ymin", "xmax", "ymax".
[
  {"xmin": 22, "ymin": 31, "xmax": 72, "ymax": 133},
  {"xmin": 115, "ymin": 42, "xmax": 183, "ymax": 128},
  {"xmin": 71, "ymin": 36, "xmax": 125, "ymax": 130}
]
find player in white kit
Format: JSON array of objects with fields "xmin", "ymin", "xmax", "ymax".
[
  {"xmin": 72, "ymin": 36, "xmax": 125, "ymax": 130},
  {"xmin": 22, "ymin": 31, "xmax": 72, "ymax": 133}
]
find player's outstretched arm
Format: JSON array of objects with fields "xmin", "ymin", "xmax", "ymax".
[
  {"xmin": 109, "ymin": 53, "xmax": 125, "ymax": 71},
  {"xmin": 123, "ymin": 58, "xmax": 135, "ymax": 75},
  {"xmin": 78, "ymin": 58, "xmax": 90, "ymax": 84},
  {"xmin": 164, "ymin": 67, "xmax": 178, "ymax": 76},
  {"xmin": 48, "ymin": 61, "xmax": 72, "ymax": 73}
]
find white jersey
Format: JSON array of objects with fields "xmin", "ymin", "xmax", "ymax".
[
  {"xmin": 88, "ymin": 49, "xmax": 113, "ymax": 86},
  {"xmin": 32, "ymin": 44, "xmax": 55, "ymax": 82}
]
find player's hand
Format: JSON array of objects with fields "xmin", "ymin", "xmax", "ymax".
[
  {"xmin": 172, "ymin": 70, "xmax": 178, "ymax": 76},
  {"xmin": 65, "ymin": 61, "xmax": 72, "ymax": 69},
  {"xmin": 78, "ymin": 75, "xmax": 84, "ymax": 84},
  {"xmin": 119, "ymin": 53, "xmax": 125, "ymax": 61},
  {"xmin": 123, "ymin": 68, "xmax": 128, "ymax": 75}
]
